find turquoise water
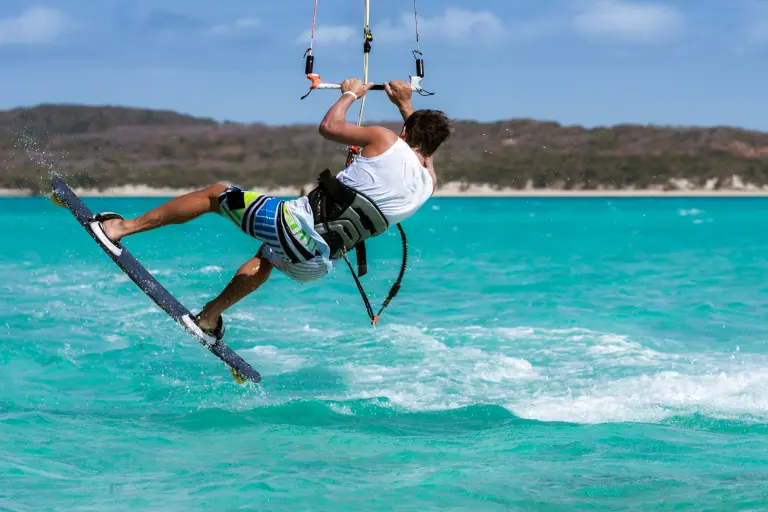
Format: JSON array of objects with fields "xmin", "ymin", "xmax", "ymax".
[{"xmin": 2, "ymin": 196, "xmax": 768, "ymax": 510}]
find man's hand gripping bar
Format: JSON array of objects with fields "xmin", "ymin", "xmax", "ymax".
[{"xmin": 301, "ymin": 74, "xmax": 433, "ymax": 100}]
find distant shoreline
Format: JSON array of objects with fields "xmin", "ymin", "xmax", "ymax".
[{"xmin": 4, "ymin": 181, "xmax": 768, "ymax": 198}]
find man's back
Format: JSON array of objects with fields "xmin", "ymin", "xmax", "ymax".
[{"xmin": 337, "ymin": 138, "xmax": 433, "ymax": 225}]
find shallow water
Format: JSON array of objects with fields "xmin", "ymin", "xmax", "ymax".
[{"xmin": 2, "ymin": 197, "xmax": 768, "ymax": 510}]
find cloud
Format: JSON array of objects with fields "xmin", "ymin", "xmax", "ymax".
[
  {"xmin": 0, "ymin": 7, "xmax": 72, "ymax": 46},
  {"xmin": 297, "ymin": 25, "xmax": 356, "ymax": 45},
  {"xmin": 746, "ymin": 2, "xmax": 768, "ymax": 43},
  {"xmin": 573, "ymin": 0, "xmax": 683, "ymax": 43},
  {"xmin": 375, "ymin": 8, "xmax": 507, "ymax": 45},
  {"xmin": 142, "ymin": 10, "xmax": 206, "ymax": 32},
  {"xmin": 210, "ymin": 17, "xmax": 261, "ymax": 36},
  {"xmin": 138, "ymin": 10, "xmax": 261, "ymax": 38},
  {"xmin": 295, "ymin": 8, "xmax": 555, "ymax": 48}
]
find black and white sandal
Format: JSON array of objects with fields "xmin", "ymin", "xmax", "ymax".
[{"xmin": 89, "ymin": 212, "xmax": 124, "ymax": 257}]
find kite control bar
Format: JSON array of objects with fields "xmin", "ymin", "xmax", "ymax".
[
  {"xmin": 301, "ymin": 73, "xmax": 432, "ymax": 100},
  {"xmin": 301, "ymin": 0, "xmax": 433, "ymax": 101}
]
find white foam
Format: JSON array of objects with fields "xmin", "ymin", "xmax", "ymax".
[
  {"xmin": 385, "ymin": 324, "xmax": 448, "ymax": 351},
  {"xmin": 35, "ymin": 274, "xmax": 62, "ymax": 285},
  {"xmin": 320, "ymin": 323, "xmax": 768, "ymax": 424},
  {"xmin": 229, "ymin": 311, "xmax": 256, "ymax": 322},
  {"xmin": 513, "ymin": 369, "xmax": 768, "ymax": 424},
  {"xmin": 249, "ymin": 345, "xmax": 306, "ymax": 373},
  {"xmin": 328, "ymin": 403, "xmax": 355, "ymax": 416},
  {"xmin": 338, "ymin": 325, "xmax": 539, "ymax": 411},
  {"xmin": 587, "ymin": 334, "xmax": 671, "ymax": 365},
  {"xmin": 514, "ymin": 391, "xmax": 672, "ymax": 424},
  {"xmin": 124, "ymin": 307, "xmax": 163, "ymax": 319},
  {"xmin": 147, "ymin": 268, "xmax": 173, "ymax": 276},
  {"xmin": 497, "ymin": 327, "xmax": 672, "ymax": 365},
  {"xmin": 344, "ymin": 363, "xmax": 393, "ymax": 384},
  {"xmin": 351, "ymin": 381, "xmax": 463, "ymax": 411},
  {"xmin": 498, "ymin": 326, "xmax": 597, "ymax": 340},
  {"xmin": 56, "ymin": 343, "xmax": 79, "ymax": 365},
  {"xmin": 678, "ymin": 208, "xmax": 704, "ymax": 216},
  {"xmin": 61, "ymin": 284, "xmax": 93, "ymax": 292},
  {"xmin": 497, "ymin": 326, "xmax": 537, "ymax": 338},
  {"xmin": 200, "ymin": 265, "xmax": 224, "ymax": 274},
  {"xmin": 473, "ymin": 353, "xmax": 537, "ymax": 383}
]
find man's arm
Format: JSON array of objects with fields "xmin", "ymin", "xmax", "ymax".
[
  {"xmin": 384, "ymin": 81, "xmax": 414, "ymax": 122},
  {"xmin": 395, "ymin": 100, "xmax": 414, "ymax": 122},
  {"xmin": 318, "ymin": 79, "xmax": 396, "ymax": 153},
  {"xmin": 385, "ymin": 80, "xmax": 437, "ymax": 192}
]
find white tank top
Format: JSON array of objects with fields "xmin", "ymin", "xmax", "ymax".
[{"xmin": 336, "ymin": 138, "xmax": 433, "ymax": 225}]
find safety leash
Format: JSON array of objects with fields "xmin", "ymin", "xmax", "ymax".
[{"xmin": 342, "ymin": 224, "xmax": 408, "ymax": 326}]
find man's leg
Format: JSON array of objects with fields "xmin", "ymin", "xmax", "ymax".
[
  {"xmin": 196, "ymin": 253, "xmax": 274, "ymax": 332},
  {"xmin": 103, "ymin": 184, "xmax": 228, "ymax": 243}
]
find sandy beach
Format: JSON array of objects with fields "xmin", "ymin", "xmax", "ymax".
[{"xmin": 4, "ymin": 181, "xmax": 768, "ymax": 198}]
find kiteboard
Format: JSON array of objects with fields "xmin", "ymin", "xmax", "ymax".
[{"xmin": 49, "ymin": 172, "xmax": 261, "ymax": 384}]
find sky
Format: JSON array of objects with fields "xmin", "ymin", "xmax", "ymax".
[{"xmin": 0, "ymin": 0, "xmax": 767, "ymax": 130}]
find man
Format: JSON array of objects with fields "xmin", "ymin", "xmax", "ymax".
[{"xmin": 93, "ymin": 79, "xmax": 451, "ymax": 340}]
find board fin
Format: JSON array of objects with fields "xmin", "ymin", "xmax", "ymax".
[{"xmin": 49, "ymin": 192, "xmax": 66, "ymax": 209}]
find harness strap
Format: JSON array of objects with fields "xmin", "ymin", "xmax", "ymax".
[
  {"xmin": 356, "ymin": 241, "xmax": 368, "ymax": 277},
  {"xmin": 312, "ymin": 169, "xmax": 387, "ymax": 275},
  {"xmin": 318, "ymin": 169, "xmax": 355, "ymax": 205},
  {"xmin": 343, "ymin": 252, "xmax": 375, "ymax": 321},
  {"xmin": 343, "ymin": 224, "xmax": 407, "ymax": 326},
  {"xmin": 309, "ymin": 169, "xmax": 407, "ymax": 325}
]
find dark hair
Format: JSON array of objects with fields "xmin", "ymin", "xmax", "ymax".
[{"xmin": 403, "ymin": 109, "xmax": 451, "ymax": 157}]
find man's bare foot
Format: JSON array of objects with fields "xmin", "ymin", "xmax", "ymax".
[{"xmin": 101, "ymin": 218, "xmax": 125, "ymax": 244}]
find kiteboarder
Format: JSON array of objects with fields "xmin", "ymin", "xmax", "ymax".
[{"xmin": 93, "ymin": 79, "xmax": 451, "ymax": 339}]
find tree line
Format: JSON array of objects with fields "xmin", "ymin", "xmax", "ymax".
[{"xmin": 2, "ymin": 105, "xmax": 767, "ymax": 193}]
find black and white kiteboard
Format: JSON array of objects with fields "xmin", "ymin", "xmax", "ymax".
[{"xmin": 50, "ymin": 172, "xmax": 261, "ymax": 384}]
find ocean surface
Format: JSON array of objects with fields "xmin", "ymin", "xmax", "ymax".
[{"xmin": 2, "ymin": 196, "xmax": 768, "ymax": 510}]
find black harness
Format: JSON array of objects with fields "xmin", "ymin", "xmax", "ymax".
[
  {"xmin": 308, "ymin": 169, "xmax": 387, "ymax": 276},
  {"xmin": 307, "ymin": 169, "xmax": 408, "ymax": 325}
]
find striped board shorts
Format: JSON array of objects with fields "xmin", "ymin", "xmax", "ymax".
[{"xmin": 218, "ymin": 186, "xmax": 331, "ymax": 283}]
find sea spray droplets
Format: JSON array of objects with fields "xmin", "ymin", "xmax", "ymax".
[{"xmin": 14, "ymin": 129, "xmax": 61, "ymax": 170}]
